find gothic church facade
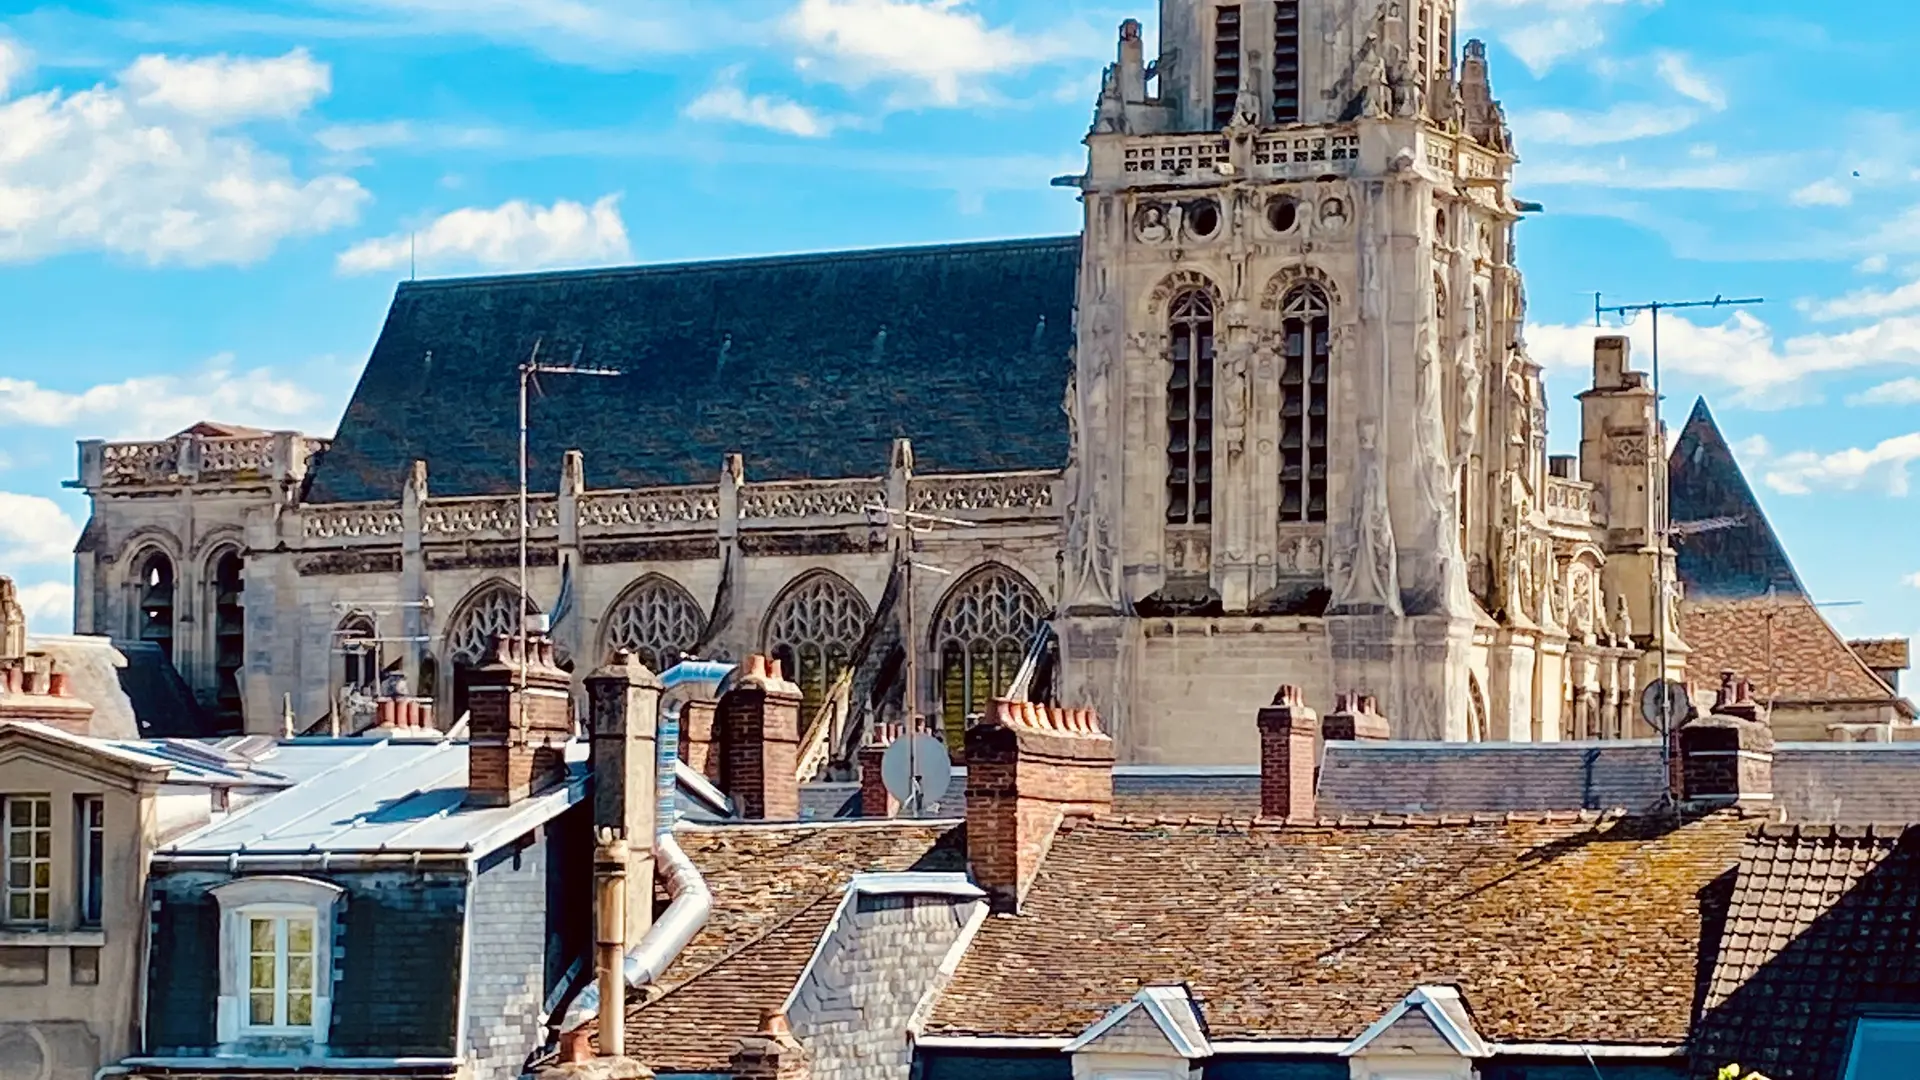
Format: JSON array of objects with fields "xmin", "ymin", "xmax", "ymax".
[{"xmin": 71, "ymin": 0, "xmax": 1694, "ymax": 765}]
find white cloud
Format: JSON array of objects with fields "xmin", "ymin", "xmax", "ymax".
[
  {"xmin": 1906, "ymin": 571, "xmax": 1920, "ymax": 589},
  {"xmin": 685, "ymin": 67, "xmax": 838, "ymax": 137},
  {"xmin": 15, "ymin": 580, "xmax": 73, "ymax": 635},
  {"xmin": 1461, "ymin": 0, "xmax": 1657, "ymax": 75},
  {"xmin": 1528, "ymin": 307, "xmax": 1920, "ymax": 408},
  {"xmin": 0, "ymin": 492, "xmax": 80, "ymax": 566},
  {"xmin": 1519, "ymin": 154, "xmax": 1763, "ymax": 191},
  {"xmin": 1791, "ymin": 178, "xmax": 1853, "ymax": 208},
  {"xmin": 0, "ymin": 36, "xmax": 30, "ymax": 100},
  {"xmin": 1762, "ymin": 433, "xmax": 1920, "ymax": 497},
  {"xmin": 337, "ymin": 194, "xmax": 632, "ymax": 275},
  {"xmin": 1654, "ymin": 52, "xmax": 1725, "ymax": 111},
  {"xmin": 316, "ymin": 120, "xmax": 415, "ymax": 154},
  {"xmin": 1860, "ymin": 255, "xmax": 1891, "ymax": 274},
  {"xmin": 119, "ymin": 48, "xmax": 330, "ymax": 123},
  {"xmin": 785, "ymin": 0, "xmax": 1086, "ymax": 107},
  {"xmin": 0, "ymin": 50, "xmax": 367, "ymax": 265},
  {"xmin": 1808, "ymin": 277, "xmax": 1920, "ymax": 321},
  {"xmin": 1850, "ymin": 377, "xmax": 1920, "ymax": 406},
  {"xmin": 1733, "ymin": 434, "xmax": 1771, "ymax": 461},
  {"xmin": 0, "ymin": 355, "xmax": 352, "ymax": 439},
  {"xmin": 1511, "ymin": 103, "xmax": 1699, "ymax": 147}
]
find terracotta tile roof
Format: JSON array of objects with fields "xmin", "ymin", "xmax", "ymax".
[
  {"xmin": 1849, "ymin": 637, "xmax": 1911, "ymax": 673},
  {"xmin": 1695, "ymin": 823, "xmax": 1920, "ymax": 1080},
  {"xmin": 1682, "ymin": 596, "xmax": 1902, "ymax": 707},
  {"xmin": 610, "ymin": 820, "xmax": 964, "ymax": 1071},
  {"xmin": 924, "ymin": 812, "xmax": 1751, "ymax": 1044}
]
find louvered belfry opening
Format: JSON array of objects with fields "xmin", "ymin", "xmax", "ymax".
[
  {"xmin": 1212, "ymin": 5, "xmax": 1243, "ymax": 128},
  {"xmin": 1279, "ymin": 285, "xmax": 1331, "ymax": 523},
  {"xmin": 1167, "ymin": 289, "xmax": 1216, "ymax": 525},
  {"xmin": 1273, "ymin": 0, "xmax": 1301, "ymax": 123}
]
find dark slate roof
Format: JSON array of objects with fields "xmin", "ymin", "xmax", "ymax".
[
  {"xmin": 1318, "ymin": 742, "xmax": 1671, "ymax": 815},
  {"xmin": 1694, "ymin": 823, "xmax": 1920, "ymax": 1080},
  {"xmin": 923, "ymin": 812, "xmax": 1751, "ymax": 1042},
  {"xmin": 113, "ymin": 641, "xmax": 214, "ymax": 737},
  {"xmin": 308, "ymin": 237, "xmax": 1081, "ymax": 502},
  {"xmin": 1667, "ymin": 398, "xmax": 1805, "ymax": 600}
]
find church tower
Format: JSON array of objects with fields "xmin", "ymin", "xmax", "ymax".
[{"xmin": 1060, "ymin": 0, "xmax": 1544, "ymax": 760}]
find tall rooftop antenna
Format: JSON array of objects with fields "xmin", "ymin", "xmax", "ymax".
[
  {"xmin": 1595, "ymin": 292, "xmax": 1763, "ymax": 774},
  {"xmin": 517, "ymin": 341, "xmax": 621, "ymax": 727}
]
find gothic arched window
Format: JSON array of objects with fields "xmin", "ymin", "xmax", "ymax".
[
  {"xmin": 763, "ymin": 572, "xmax": 870, "ymax": 725},
  {"xmin": 1166, "ymin": 289, "xmax": 1216, "ymax": 525},
  {"xmin": 337, "ymin": 613, "xmax": 378, "ymax": 696},
  {"xmin": 136, "ymin": 550, "xmax": 176, "ymax": 664},
  {"xmin": 1279, "ymin": 284, "xmax": 1331, "ymax": 523},
  {"xmin": 209, "ymin": 549, "xmax": 246, "ymax": 729},
  {"xmin": 602, "ymin": 575, "xmax": 705, "ymax": 674},
  {"xmin": 933, "ymin": 564, "xmax": 1047, "ymax": 743},
  {"xmin": 445, "ymin": 582, "xmax": 537, "ymax": 723}
]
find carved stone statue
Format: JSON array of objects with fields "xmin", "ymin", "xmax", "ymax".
[
  {"xmin": 1135, "ymin": 203, "xmax": 1170, "ymax": 244},
  {"xmin": 1220, "ymin": 335, "xmax": 1251, "ymax": 457},
  {"xmin": 1613, "ymin": 592, "xmax": 1634, "ymax": 645},
  {"xmin": 1411, "ymin": 324, "xmax": 1471, "ymax": 616},
  {"xmin": 1093, "ymin": 64, "xmax": 1126, "ymax": 134},
  {"xmin": 1360, "ymin": 41, "xmax": 1390, "ymax": 120},
  {"xmin": 1330, "ymin": 420, "xmax": 1403, "ymax": 615}
]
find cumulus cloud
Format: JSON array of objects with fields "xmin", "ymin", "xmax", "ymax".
[
  {"xmin": 0, "ymin": 49, "xmax": 367, "ymax": 264},
  {"xmin": 14, "ymin": 580, "xmax": 73, "ymax": 635},
  {"xmin": 1526, "ymin": 307, "xmax": 1920, "ymax": 408},
  {"xmin": 119, "ymin": 48, "xmax": 330, "ymax": 122},
  {"xmin": 337, "ymin": 194, "xmax": 632, "ymax": 275},
  {"xmin": 1654, "ymin": 52, "xmax": 1725, "ymax": 111},
  {"xmin": 0, "ymin": 36, "xmax": 29, "ymax": 100},
  {"xmin": 0, "ymin": 355, "xmax": 352, "ymax": 439},
  {"xmin": 1462, "ymin": 0, "xmax": 1657, "ymax": 75},
  {"xmin": 1761, "ymin": 432, "xmax": 1920, "ymax": 497},
  {"xmin": 1807, "ymin": 278, "xmax": 1920, "ymax": 321},
  {"xmin": 1850, "ymin": 377, "xmax": 1920, "ymax": 406},
  {"xmin": 685, "ymin": 66, "xmax": 838, "ymax": 137},
  {"xmin": 1512, "ymin": 103, "xmax": 1701, "ymax": 147},
  {"xmin": 785, "ymin": 0, "xmax": 1088, "ymax": 106},
  {"xmin": 0, "ymin": 492, "xmax": 81, "ymax": 566}
]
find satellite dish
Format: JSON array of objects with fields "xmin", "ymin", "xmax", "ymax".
[
  {"xmin": 880, "ymin": 733, "xmax": 952, "ymax": 815},
  {"xmin": 1640, "ymin": 679, "xmax": 1691, "ymax": 733}
]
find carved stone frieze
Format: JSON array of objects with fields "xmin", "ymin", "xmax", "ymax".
[
  {"xmin": 579, "ymin": 488, "xmax": 719, "ymax": 527},
  {"xmin": 424, "ymin": 543, "xmax": 558, "ymax": 571},
  {"xmin": 303, "ymin": 504, "xmax": 404, "ymax": 541},
  {"xmin": 738, "ymin": 531, "xmax": 877, "ymax": 558},
  {"xmin": 584, "ymin": 538, "xmax": 718, "ymax": 565},
  {"xmin": 297, "ymin": 550, "xmax": 403, "ymax": 577},
  {"xmin": 740, "ymin": 480, "xmax": 883, "ymax": 521}
]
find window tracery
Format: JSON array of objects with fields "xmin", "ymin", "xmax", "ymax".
[
  {"xmin": 763, "ymin": 572, "xmax": 871, "ymax": 723},
  {"xmin": 933, "ymin": 564, "xmax": 1047, "ymax": 742},
  {"xmin": 1279, "ymin": 284, "xmax": 1331, "ymax": 523},
  {"xmin": 446, "ymin": 582, "xmax": 535, "ymax": 666},
  {"xmin": 1166, "ymin": 289, "xmax": 1216, "ymax": 525},
  {"xmin": 602, "ymin": 575, "xmax": 705, "ymax": 674}
]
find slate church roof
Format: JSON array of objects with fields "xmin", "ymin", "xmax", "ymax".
[
  {"xmin": 308, "ymin": 237, "xmax": 1082, "ymax": 503},
  {"xmin": 1667, "ymin": 397, "xmax": 1803, "ymax": 601}
]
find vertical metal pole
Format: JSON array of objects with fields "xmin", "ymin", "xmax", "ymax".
[
  {"xmin": 518, "ymin": 355, "xmax": 531, "ymax": 726},
  {"xmin": 1651, "ymin": 304, "xmax": 1670, "ymax": 741},
  {"xmin": 902, "ymin": 512, "xmax": 920, "ymax": 816}
]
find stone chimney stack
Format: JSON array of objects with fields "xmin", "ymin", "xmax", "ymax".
[
  {"xmin": 730, "ymin": 1010, "xmax": 809, "ymax": 1080},
  {"xmin": 587, "ymin": 650, "xmax": 661, "ymax": 946},
  {"xmin": 1323, "ymin": 693, "xmax": 1391, "ymax": 743},
  {"xmin": 717, "ymin": 655, "xmax": 803, "ymax": 821},
  {"xmin": 1679, "ymin": 671, "xmax": 1774, "ymax": 809},
  {"xmin": 466, "ymin": 632, "xmax": 575, "ymax": 808},
  {"xmin": 1257, "ymin": 685, "xmax": 1320, "ymax": 820},
  {"xmin": 964, "ymin": 699, "xmax": 1113, "ymax": 913}
]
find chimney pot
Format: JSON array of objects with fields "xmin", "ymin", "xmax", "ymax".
[
  {"xmin": 717, "ymin": 654, "xmax": 803, "ymax": 820},
  {"xmin": 1680, "ymin": 670, "xmax": 1774, "ymax": 808},
  {"xmin": 466, "ymin": 631, "xmax": 575, "ymax": 807},
  {"xmin": 965, "ymin": 697, "xmax": 1114, "ymax": 912}
]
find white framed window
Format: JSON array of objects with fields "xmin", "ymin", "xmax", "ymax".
[
  {"xmin": 3, "ymin": 795, "xmax": 52, "ymax": 926},
  {"xmin": 243, "ymin": 907, "xmax": 318, "ymax": 1034},
  {"xmin": 210, "ymin": 876, "xmax": 342, "ymax": 1047},
  {"xmin": 77, "ymin": 796, "xmax": 104, "ymax": 927}
]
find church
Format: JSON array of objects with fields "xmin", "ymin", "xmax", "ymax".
[{"xmin": 66, "ymin": 0, "xmax": 1911, "ymax": 766}]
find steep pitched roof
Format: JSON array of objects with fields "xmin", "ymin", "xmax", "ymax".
[
  {"xmin": 307, "ymin": 237, "xmax": 1081, "ymax": 503},
  {"xmin": 1694, "ymin": 823, "xmax": 1920, "ymax": 1080},
  {"xmin": 1667, "ymin": 398, "xmax": 1804, "ymax": 601},
  {"xmin": 923, "ymin": 812, "xmax": 1751, "ymax": 1044},
  {"xmin": 607, "ymin": 820, "xmax": 966, "ymax": 1072},
  {"xmin": 1681, "ymin": 596, "xmax": 1906, "ymax": 711},
  {"xmin": 1849, "ymin": 637, "xmax": 1911, "ymax": 673}
]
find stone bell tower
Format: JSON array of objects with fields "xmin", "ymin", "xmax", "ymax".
[{"xmin": 1058, "ymin": 0, "xmax": 1538, "ymax": 762}]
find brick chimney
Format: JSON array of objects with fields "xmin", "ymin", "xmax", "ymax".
[
  {"xmin": 587, "ymin": 650, "xmax": 661, "ymax": 946},
  {"xmin": 964, "ymin": 699, "xmax": 1113, "ymax": 913},
  {"xmin": 1678, "ymin": 671, "xmax": 1774, "ymax": 809},
  {"xmin": 730, "ymin": 1009, "xmax": 809, "ymax": 1080},
  {"xmin": 466, "ymin": 632, "xmax": 575, "ymax": 807},
  {"xmin": 1323, "ymin": 693, "xmax": 1390, "ymax": 743},
  {"xmin": 859, "ymin": 721, "xmax": 906, "ymax": 818},
  {"xmin": 717, "ymin": 655, "xmax": 803, "ymax": 821},
  {"xmin": 0, "ymin": 659, "xmax": 96, "ymax": 735},
  {"xmin": 680, "ymin": 699, "xmax": 720, "ymax": 784},
  {"xmin": 1258, "ymin": 685, "xmax": 1319, "ymax": 819}
]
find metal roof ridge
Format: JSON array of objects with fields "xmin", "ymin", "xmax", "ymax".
[
  {"xmin": 394, "ymin": 235, "xmax": 1081, "ymax": 293},
  {"xmin": 162, "ymin": 739, "xmax": 433, "ymax": 853}
]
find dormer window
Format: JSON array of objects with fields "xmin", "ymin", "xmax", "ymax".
[{"xmin": 211, "ymin": 876, "xmax": 342, "ymax": 1050}]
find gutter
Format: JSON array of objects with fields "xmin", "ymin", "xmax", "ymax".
[{"xmin": 555, "ymin": 827, "xmax": 711, "ymax": 1032}]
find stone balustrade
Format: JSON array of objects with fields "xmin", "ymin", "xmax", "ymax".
[
  {"xmin": 739, "ymin": 478, "xmax": 886, "ymax": 523},
  {"xmin": 909, "ymin": 471, "xmax": 1058, "ymax": 517},
  {"xmin": 86, "ymin": 431, "xmax": 330, "ymax": 489},
  {"xmin": 1545, "ymin": 477, "xmax": 1598, "ymax": 528},
  {"xmin": 303, "ymin": 503, "xmax": 405, "ymax": 541},
  {"xmin": 578, "ymin": 487, "xmax": 720, "ymax": 528}
]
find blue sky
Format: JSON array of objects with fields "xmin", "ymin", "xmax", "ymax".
[{"xmin": 0, "ymin": 0, "xmax": 1916, "ymax": 650}]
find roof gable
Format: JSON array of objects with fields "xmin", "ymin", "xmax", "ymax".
[
  {"xmin": 307, "ymin": 237, "xmax": 1081, "ymax": 503},
  {"xmin": 1341, "ymin": 986, "xmax": 1489, "ymax": 1058},
  {"xmin": 0, "ymin": 720, "xmax": 171, "ymax": 786},
  {"xmin": 1667, "ymin": 398, "xmax": 1805, "ymax": 600},
  {"xmin": 1065, "ymin": 986, "xmax": 1212, "ymax": 1059},
  {"xmin": 1681, "ymin": 596, "xmax": 1903, "ymax": 710}
]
